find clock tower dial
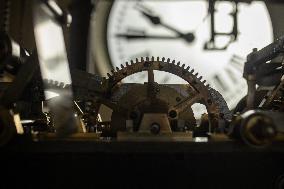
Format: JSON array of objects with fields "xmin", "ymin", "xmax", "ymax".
[{"xmin": 92, "ymin": 1, "xmax": 273, "ymax": 110}]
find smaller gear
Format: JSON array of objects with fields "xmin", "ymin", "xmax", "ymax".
[{"xmin": 43, "ymin": 79, "xmax": 70, "ymax": 90}]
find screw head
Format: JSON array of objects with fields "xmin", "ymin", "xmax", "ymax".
[
  {"xmin": 168, "ymin": 110, "xmax": 177, "ymax": 118},
  {"xmin": 150, "ymin": 123, "xmax": 160, "ymax": 135}
]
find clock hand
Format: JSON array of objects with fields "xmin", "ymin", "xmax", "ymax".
[
  {"xmin": 116, "ymin": 33, "xmax": 183, "ymax": 40},
  {"xmin": 137, "ymin": 7, "xmax": 195, "ymax": 43}
]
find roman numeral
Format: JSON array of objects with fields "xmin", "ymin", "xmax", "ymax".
[
  {"xmin": 225, "ymin": 67, "xmax": 238, "ymax": 84},
  {"xmin": 228, "ymin": 54, "xmax": 245, "ymax": 72},
  {"xmin": 212, "ymin": 74, "xmax": 228, "ymax": 92}
]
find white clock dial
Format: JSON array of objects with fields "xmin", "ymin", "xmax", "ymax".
[{"xmin": 103, "ymin": 1, "xmax": 273, "ymax": 110}]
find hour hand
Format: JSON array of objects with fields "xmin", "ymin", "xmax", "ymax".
[{"xmin": 136, "ymin": 5, "xmax": 195, "ymax": 43}]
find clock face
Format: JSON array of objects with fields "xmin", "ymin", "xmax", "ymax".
[{"xmin": 92, "ymin": 1, "xmax": 273, "ymax": 110}]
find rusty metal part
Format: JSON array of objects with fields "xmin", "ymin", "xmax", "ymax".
[
  {"xmin": 193, "ymin": 114, "xmax": 210, "ymax": 137},
  {"xmin": 243, "ymin": 35, "xmax": 284, "ymax": 110},
  {"xmin": 241, "ymin": 113, "xmax": 276, "ymax": 147},
  {"xmin": 246, "ymin": 75, "xmax": 257, "ymax": 110},
  {"xmin": 139, "ymin": 113, "xmax": 171, "ymax": 134},
  {"xmin": 105, "ymin": 57, "xmax": 230, "ymax": 133},
  {"xmin": 228, "ymin": 110, "xmax": 278, "ymax": 148},
  {"xmin": 0, "ymin": 53, "xmax": 38, "ymax": 108},
  {"xmin": 42, "ymin": 69, "xmax": 107, "ymax": 101},
  {"xmin": 261, "ymin": 77, "xmax": 284, "ymax": 110}
]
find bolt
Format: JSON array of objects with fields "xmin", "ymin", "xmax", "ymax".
[
  {"xmin": 168, "ymin": 110, "xmax": 177, "ymax": 118},
  {"xmin": 263, "ymin": 125, "xmax": 276, "ymax": 138},
  {"xmin": 176, "ymin": 97, "xmax": 181, "ymax": 102},
  {"xmin": 150, "ymin": 123, "xmax": 160, "ymax": 135},
  {"xmin": 207, "ymin": 99, "xmax": 212, "ymax": 105},
  {"xmin": 144, "ymin": 61, "xmax": 150, "ymax": 67}
]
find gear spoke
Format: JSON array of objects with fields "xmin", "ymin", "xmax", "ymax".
[
  {"xmin": 147, "ymin": 68, "xmax": 157, "ymax": 99},
  {"xmin": 172, "ymin": 93, "xmax": 202, "ymax": 114}
]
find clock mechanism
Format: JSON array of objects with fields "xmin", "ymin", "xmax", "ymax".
[
  {"xmin": 0, "ymin": 0, "xmax": 284, "ymax": 149},
  {"xmin": 29, "ymin": 57, "xmax": 230, "ymax": 139},
  {"xmin": 91, "ymin": 0, "xmax": 273, "ymax": 111},
  {"xmin": 2, "ymin": 1, "xmax": 284, "ymax": 188},
  {"xmin": 98, "ymin": 57, "xmax": 231, "ymax": 137}
]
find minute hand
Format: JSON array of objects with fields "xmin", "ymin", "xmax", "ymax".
[
  {"xmin": 139, "ymin": 10, "xmax": 195, "ymax": 43},
  {"xmin": 116, "ymin": 33, "xmax": 181, "ymax": 40}
]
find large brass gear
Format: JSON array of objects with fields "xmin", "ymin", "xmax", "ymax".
[
  {"xmin": 36, "ymin": 57, "xmax": 230, "ymax": 135},
  {"xmin": 104, "ymin": 57, "xmax": 231, "ymax": 134}
]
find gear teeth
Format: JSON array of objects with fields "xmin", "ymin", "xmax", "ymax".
[
  {"xmin": 43, "ymin": 79, "xmax": 71, "ymax": 90},
  {"xmin": 122, "ymin": 71, "xmax": 127, "ymax": 76},
  {"xmin": 103, "ymin": 57, "xmax": 220, "ymax": 115}
]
